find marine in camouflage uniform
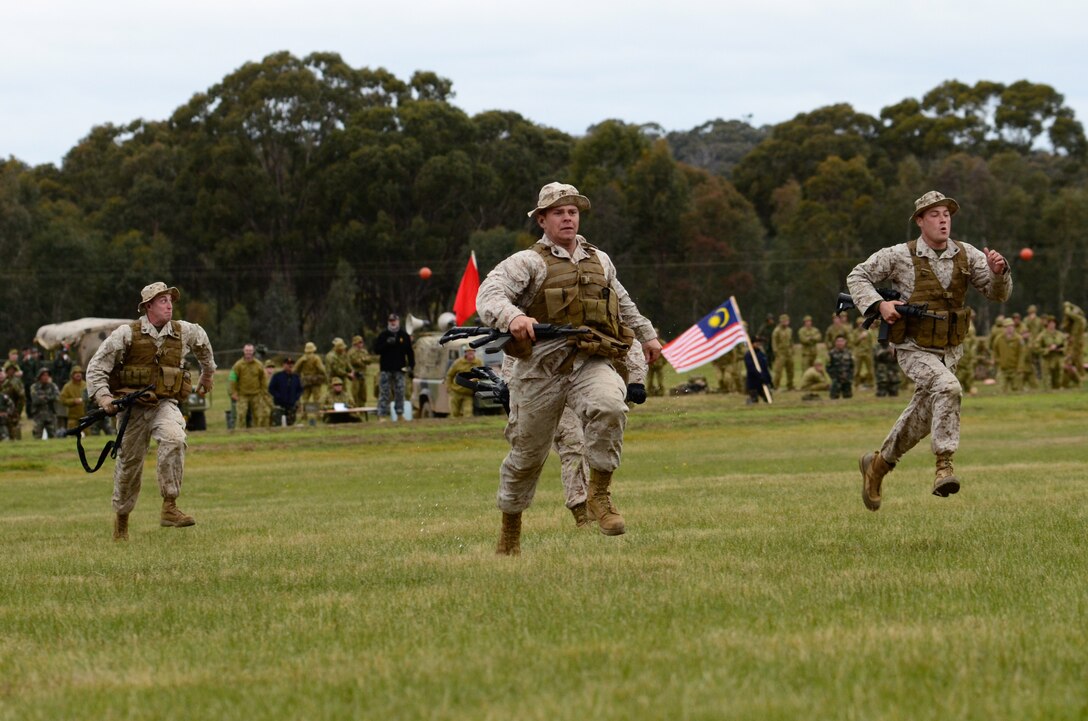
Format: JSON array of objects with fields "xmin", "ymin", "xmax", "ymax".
[
  {"xmin": 477, "ymin": 182, "xmax": 661, "ymax": 554},
  {"xmin": 347, "ymin": 335, "xmax": 373, "ymax": 406},
  {"xmin": 848, "ymin": 191, "xmax": 1011, "ymax": 510},
  {"xmin": 771, "ymin": 314, "xmax": 795, "ymax": 391},
  {"xmin": 851, "ymin": 317, "xmax": 875, "ymax": 387},
  {"xmin": 294, "ymin": 342, "xmax": 327, "ymax": 424},
  {"xmin": 2, "ymin": 363, "xmax": 25, "ymax": 440},
  {"xmin": 826, "ymin": 337, "xmax": 854, "ymax": 399},
  {"xmin": 29, "ymin": 367, "xmax": 60, "ymax": 439},
  {"xmin": 797, "ymin": 316, "xmax": 822, "ymax": 370},
  {"xmin": 86, "ymin": 282, "xmax": 216, "ymax": 540}
]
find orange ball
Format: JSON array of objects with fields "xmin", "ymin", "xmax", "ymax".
[
  {"xmin": 1019, "ymin": 248, "xmax": 1034, "ymax": 261},
  {"xmin": 419, "ymin": 267, "xmax": 432, "ymax": 279}
]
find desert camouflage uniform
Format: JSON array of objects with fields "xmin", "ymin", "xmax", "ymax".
[
  {"xmin": 325, "ymin": 346, "xmax": 354, "ymax": 399},
  {"xmin": 86, "ymin": 317, "xmax": 215, "ymax": 515},
  {"xmin": 847, "ymin": 239, "xmax": 1011, "ymax": 463},
  {"xmin": 478, "ymin": 236, "xmax": 656, "ymax": 513}
]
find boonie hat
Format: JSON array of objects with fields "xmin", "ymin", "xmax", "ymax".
[
  {"xmin": 304, "ymin": 342, "xmax": 317, "ymax": 353},
  {"xmin": 138, "ymin": 282, "xmax": 180, "ymax": 313},
  {"xmin": 332, "ymin": 337, "xmax": 346, "ymax": 349},
  {"xmin": 527, "ymin": 182, "xmax": 591, "ymax": 218},
  {"xmin": 330, "ymin": 377, "xmax": 343, "ymax": 385},
  {"xmin": 911, "ymin": 191, "xmax": 959, "ymax": 220},
  {"xmin": 778, "ymin": 314, "xmax": 789, "ymax": 323},
  {"xmin": 71, "ymin": 365, "xmax": 83, "ymax": 375},
  {"xmin": 352, "ymin": 335, "xmax": 363, "ymax": 344}
]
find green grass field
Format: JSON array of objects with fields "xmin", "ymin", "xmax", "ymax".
[{"xmin": 1, "ymin": 384, "xmax": 1086, "ymax": 721}]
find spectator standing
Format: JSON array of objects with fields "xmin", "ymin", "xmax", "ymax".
[
  {"xmin": 230, "ymin": 343, "xmax": 269, "ymax": 428},
  {"xmin": 294, "ymin": 342, "xmax": 327, "ymax": 424},
  {"xmin": 2, "ymin": 362, "xmax": 25, "ymax": 440},
  {"xmin": 348, "ymin": 335, "xmax": 373, "ymax": 406},
  {"xmin": 29, "ymin": 367, "xmax": 60, "ymax": 439},
  {"xmin": 268, "ymin": 357, "xmax": 304, "ymax": 426},
  {"xmin": 58, "ymin": 364, "xmax": 87, "ymax": 434},
  {"xmin": 373, "ymin": 314, "xmax": 414, "ymax": 421}
]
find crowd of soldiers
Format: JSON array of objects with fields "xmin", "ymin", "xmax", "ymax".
[
  {"xmin": 648, "ymin": 300, "xmax": 1086, "ymax": 402},
  {"xmin": 228, "ymin": 334, "xmax": 377, "ymax": 428},
  {"xmin": 2, "ymin": 346, "xmax": 115, "ymax": 441}
]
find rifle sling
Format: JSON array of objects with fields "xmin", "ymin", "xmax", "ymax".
[{"xmin": 76, "ymin": 404, "xmax": 135, "ymax": 474}]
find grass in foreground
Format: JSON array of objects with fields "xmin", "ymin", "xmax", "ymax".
[{"xmin": 1, "ymin": 388, "xmax": 1086, "ymax": 721}]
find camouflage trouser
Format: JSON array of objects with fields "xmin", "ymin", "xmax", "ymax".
[
  {"xmin": 830, "ymin": 379, "xmax": 853, "ymax": 399},
  {"xmin": 554, "ymin": 405, "xmax": 589, "ymax": 508},
  {"xmin": 875, "ymin": 355, "xmax": 900, "ymax": 396},
  {"xmin": 0, "ymin": 421, "xmax": 8, "ymax": 441},
  {"xmin": 32, "ymin": 414, "xmax": 57, "ymax": 440},
  {"xmin": 448, "ymin": 392, "xmax": 473, "ymax": 418},
  {"xmin": 378, "ymin": 371, "xmax": 406, "ymax": 418},
  {"xmin": 497, "ymin": 357, "xmax": 626, "ymax": 513},
  {"xmin": 236, "ymin": 393, "xmax": 270, "ymax": 428},
  {"xmin": 880, "ymin": 348, "xmax": 961, "ymax": 463},
  {"xmin": 112, "ymin": 401, "xmax": 188, "ymax": 514},
  {"xmin": 6, "ymin": 418, "xmax": 22, "ymax": 440}
]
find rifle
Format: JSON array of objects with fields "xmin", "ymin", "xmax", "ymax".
[
  {"xmin": 454, "ymin": 366, "xmax": 510, "ymax": 415},
  {"xmin": 73, "ymin": 384, "xmax": 156, "ymax": 473},
  {"xmin": 439, "ymin": 323, "xmax": 589, "ymax": 353},
  {"xmin": 836, "ymin": 289, "xmax": 945, "ymax": 346}
]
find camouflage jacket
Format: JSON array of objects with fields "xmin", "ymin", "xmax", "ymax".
[
  {"xmin": 325, "ymin": 351, "xmax": 353, "ymax": 381},
  {"xmin": 827, "ymin": 348, "xmax": 854, "ymax": 383},
  {"xmin": 29, "ymin": 381, "xmax": 60, "ymax": 419},
  {"xmin": 1, "ymin": 376, "xmax": 25, "ymax": 415}
]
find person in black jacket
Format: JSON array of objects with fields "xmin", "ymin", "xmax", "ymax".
[
  {"xmin": 744, "ymin": 337, "xmax": 774, "ymax": 404},
  {"xmin": 268, "ymin": 357, "xmax": 303, "ymax": 426},
  {"xmin": 372, "ymin": 313, "xmax": 415, "ymax": 421}
]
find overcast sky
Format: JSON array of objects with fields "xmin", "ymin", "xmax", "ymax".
[{"xmin": 3, "ymin": 0, "xmax": 1086, "ymax": 167}]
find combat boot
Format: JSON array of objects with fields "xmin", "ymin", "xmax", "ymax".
[
  {"xmin": 932, "ymin": 454, "xmax": 960, "ymax": 497},
  {"xmin": 570, "ymin": 502, "xmax": 589, "ymax": 528},
  {"xmin": 160, "ymin": 498, "xmax": 196, "ymax": 527},
  {"xmin": 113, "ymin": 513, "xmax": 129, "ymax": 541},
  {"xmin": 496, "ymin": 512, "xmax": 521, "ymax": 556},
  {"xmin": 587, "ymin": 469, "xmax": 626, "ymax": 536},
  {"xmin": 859, "ymin": 450, "xmax": 895, "ymax": 512}
]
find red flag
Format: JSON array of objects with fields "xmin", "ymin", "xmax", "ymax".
[{"xmin": 453, "ymin": 251, "xmax": 480, "ymax": 325}]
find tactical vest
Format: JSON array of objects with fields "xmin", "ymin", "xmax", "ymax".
[
  {"xmin": 521, "ymin": 243, "xmax": 635, "ymax": 362},
  {"xmin": 108, "ymin": 320, "xmax": 192, "ymax": 401},
  {"xmin": 887, "ymin": 240, "xmax": 970, "ymax": 348}
]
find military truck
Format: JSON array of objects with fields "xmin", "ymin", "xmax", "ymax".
[{"xmin": 410, "ymin": 334, "xmax": 504, "ymax": 417}]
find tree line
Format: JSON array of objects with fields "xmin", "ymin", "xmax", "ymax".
[{"xmin": 2, "ymin": 51, "xmax": 1086, "ymax": 354}]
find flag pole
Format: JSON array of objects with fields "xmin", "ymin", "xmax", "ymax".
[{"xmin": 730, "ymin": 296, "xmax": 773, "ymax": 404}]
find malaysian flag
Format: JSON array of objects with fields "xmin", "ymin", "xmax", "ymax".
[{"xmin": 661, "ymin": 297, "xmax": 749, "ymax": 373}]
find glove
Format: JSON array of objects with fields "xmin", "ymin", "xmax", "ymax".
[
  {"xmin": 97, "ymin": 395, "xmax": 119, "ymax": 416},
  {"xmin": 625, "ymin": 383, "xmax": 647, "ymax": 405}
]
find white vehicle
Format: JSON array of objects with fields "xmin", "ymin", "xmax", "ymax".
[{"xmin": 410, "ymin": 334, "xmax": 504, "ymax": 417}]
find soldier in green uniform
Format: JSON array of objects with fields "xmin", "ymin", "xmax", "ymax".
[
  {"xmin": 347, "ymin": 335, "xmax": 373, "ymax": 407},
  {"xmin": 771, "ymin": 314, "xmax": 795, "ymax": 391},
  {"xmin": 321, "ymin": 377, "xmax": 360, "ymax": 423},
  {"xmin": 1060, "ymin": 301, "xmax": 1085, "ymax": 387},
  {"xmin": 992, "ymin": 319, "xmax": 1023, "ymax": 392},
  {"xmin": 230, "ymin": 343, "xmax": 269, "ymax": 428},
  {"xmin": 295, "ymin": 341, "xmax": 327, "ymax": 424},
  {"xmin": 29, "ymin": 367, "xmax": 60, "ymax": 439},
  {"xmin": 2, "ymin": 362, "xmax": 25, "ymax": 440},
  {"xmin": 852, "ymin": 316, "xmax": 875, "ymax": 388},
  {"xmin": 712, "ymin": 345, "xmax": 744, "ymax": 393},
  {"xmin": 799, "ymin": 358, "xmax": 831, "ymax": 400},
  {"xmin": 1019, "ymin": 326, "xmax": 1041, "ymax": 390},
  {"xmin": 824, "ymin": 313, "xmax": 850, "ymax": 350},
  {"xmin": 955, "ymin": 311, "xmax": 979, "ymax": 395},
  {"xmin": 0, "ymin": 383, "xmax": 14, "ymax": 440},
  {"xmin": 325, "ymin": 337, "xmax": 354, "ymax": 400},
  {"xmin": 58, "ymin": 364, "xmax": 88, "ymax": 434},
  {"xmin": 445, "ymin": 348, "xmax": 483, "ymax": 418},
  {"xmin": 797, "ymin": 315, "xmax": 821, "ymax": 370},
  {"xmin": 1035, "ymin": 316, "xmax": 1066, "ymax": 389}
]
